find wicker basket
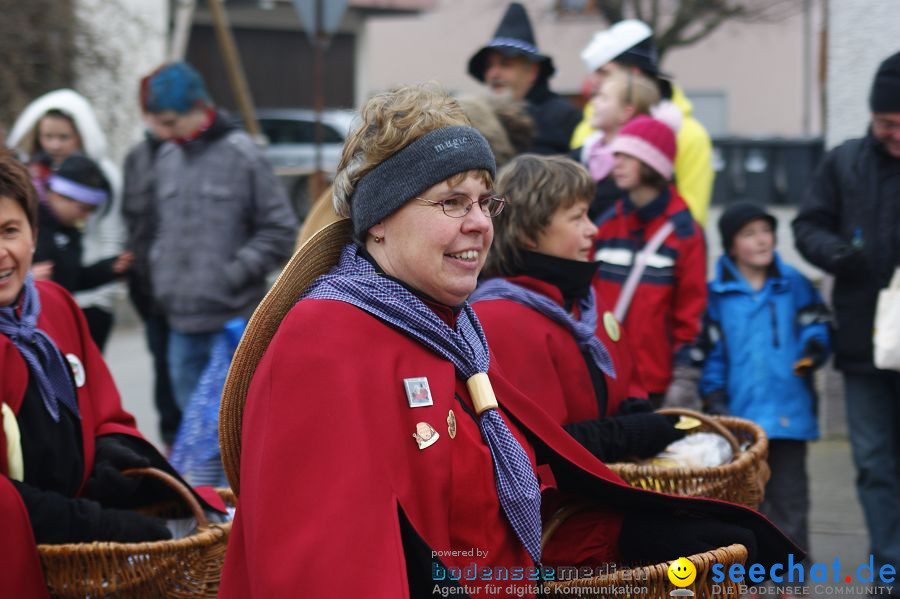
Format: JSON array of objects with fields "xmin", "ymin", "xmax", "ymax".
[
  {"xmin": 608, "ymin": 408, "xmax": 770, "ymax": 509},
  {"xmin": 38, "ymin": 468, "xmax": 234, "ymax": 598},
  {"xmin": 541, "ymin": 502, "xmax": 748, "ymax": 598}
]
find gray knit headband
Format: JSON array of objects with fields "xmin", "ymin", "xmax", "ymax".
[{"xmin": 350, "ymin": 125, "xmax": 496, "ymax": 237}]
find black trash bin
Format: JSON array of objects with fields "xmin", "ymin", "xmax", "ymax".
[
  {"xmin": 711, "ymin": 136, "xmax": 823, "ymax": 206},
  {"xmin": 772, "ymin": 137, "xmax": 824, "ymax": 205}
]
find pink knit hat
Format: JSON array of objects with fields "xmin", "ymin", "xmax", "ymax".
[{"xmin": 608, "ymin": 115, "xmax": 676, "ymax": 179}]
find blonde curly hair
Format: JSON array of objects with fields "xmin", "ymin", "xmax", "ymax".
[{"xmin": 332, "ymin": 83, "xmax": 492, "ymax": 218}]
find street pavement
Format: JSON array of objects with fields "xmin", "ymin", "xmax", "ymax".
[{"xmin": 103, "ymin": 204, "xmax": 875, "ymax": 596}]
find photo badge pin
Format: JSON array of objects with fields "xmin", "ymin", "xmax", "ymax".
[{"xmin": 404, "ymin": 377, "xmax": 433, "ymax": 408}]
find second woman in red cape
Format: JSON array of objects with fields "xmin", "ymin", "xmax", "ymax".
[{"xmin": 472, "ymin": 153, "xmax": 684, "ymax": 465}]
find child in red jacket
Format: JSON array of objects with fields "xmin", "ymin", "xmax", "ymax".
[{"xmin": 593, "ymin": 115, "xmax": 707, "ymax": 407}]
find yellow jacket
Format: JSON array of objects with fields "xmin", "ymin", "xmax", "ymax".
[
  {"xmin": 570, "ymin": 103, "xmax": 596, "ymax": 150},
  {"xmin": 569, "ymin": 86, "xmax": 715, "ymax": 225},
  {"xmin": 671, "ymin": 86, "xmax": 714, "ymax": 226}
]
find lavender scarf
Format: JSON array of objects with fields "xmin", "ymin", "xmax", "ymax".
[
  {"xmin": 0, "ymin": 274, "xmax": 79, "ymax": 421},
  {"xmin": 470, "ymin": 278, "xmax": 617, "ymax": 379}
]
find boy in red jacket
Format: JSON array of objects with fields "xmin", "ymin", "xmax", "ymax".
[{"xmin": 593, "ymin": 115, "xmax": 707, "ymax": 407}]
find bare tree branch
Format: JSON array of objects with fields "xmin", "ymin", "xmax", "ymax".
[
  {"xmin": 0, "ymin": 0, "xmax": 76, "ymax": 127},
  {"xmin": 668, "ymin": 11, "xmax": 736, "ymax": 49},
  {"xmin": 649, "ymin": 0, "xmax": 661, "ymax": 35},
  {"xmin": 592, "ymin": 0, "xmax": 625, "ymax": 25},
  {"xmin": 580, "ymin": 0, "xmax": 801, "ymax": 59},
  {"xmin": 632, "ymin": 0, "xmax": 645, "ymax": 23}
]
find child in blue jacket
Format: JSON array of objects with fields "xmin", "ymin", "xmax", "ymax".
[{"xmin": 701, "ymin": 202, "xmax": 831, "ymax": 563}]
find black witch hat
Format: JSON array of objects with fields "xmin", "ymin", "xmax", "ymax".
[{"xmin": 468, "ymin": 2, "xmax": 555, "ymax": 82}]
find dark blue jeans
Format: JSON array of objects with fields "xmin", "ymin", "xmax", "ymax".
[
  {"xmin": 843, "ymin": 371, "xmax": 900, "ymax": 572},
  {"xmin": 167, "ymin": 330, "xmax": 219, "ymax": 412}
]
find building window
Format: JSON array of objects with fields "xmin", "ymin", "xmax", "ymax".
[{"xmin": 556, "ymin": 0, "xmax": 595, "ymax": 15}]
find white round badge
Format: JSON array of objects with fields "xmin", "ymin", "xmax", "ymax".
[{"xmin": 65, "ymin": 353, "xmax": 86, "ymax": 388}]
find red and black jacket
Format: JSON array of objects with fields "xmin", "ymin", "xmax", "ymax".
[{"xmin": 593, "ymin": 186, "xmax": 707, "ymax": 393}]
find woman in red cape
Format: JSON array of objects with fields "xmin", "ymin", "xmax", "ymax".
[
  {"xmin": 220, "ymin": 84, "xmax": 800, "ymax": 599},
  {"xmin": 0, "ymin": 151, "xmax": 222, "ymax": 598}
]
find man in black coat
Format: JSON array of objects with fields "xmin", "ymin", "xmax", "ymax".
[
  {"xmin": 468, "ymin": 2, "xmax": 580, "ymax": 155},
  {"xmin": 793, "ymin": 50, "xmax": 900, "ymax": 593}
]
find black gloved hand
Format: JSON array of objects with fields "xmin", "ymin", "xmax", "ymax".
[
  {"xmin": 619, "ymin": 510, "xmax": 758, "ymax": 566},
  {"xmin": 11, "ymin": 480, "xmax": 170, "ymax": 544},
  {"xmin": 797, "ymin": 339, "xmax": 827, "ymax": 373},
  {"xmin": 617, "ymin": 397, "xmax": 655, "ymax": 415},
  {"xmin": 832, "ymin": 245, "xmax": 867, "ymax": 276},
  {"xmin": 564, "ymin": 412, "xmax": 686, "ymax": 462},
  {"xmin": 84, "ymin": 435, "xmax": 151, "ymax": 504},
  {"xmin": 96, "ymin": 506, "xmax": 172, "ymax": 543},
  {"xmin": 615, "ymin": 412, "xmax": 687, "ymax": 459}
]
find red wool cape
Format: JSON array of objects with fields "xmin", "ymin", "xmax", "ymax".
[
  {"xmin": 472, "ymin": 276, "xmax": 646, "ymax": 425},
  {"xmin": 220, "ymin": 298, "xmax": 798, "ymax": 598}
]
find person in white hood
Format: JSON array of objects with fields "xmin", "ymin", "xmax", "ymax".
[
  {"xmin": 572, "ymin": 20, "xmax": 715, "ymax": 226},
  {"xmin": 7, "ymin": 89, "xmax": 127, "ymax": 351}
]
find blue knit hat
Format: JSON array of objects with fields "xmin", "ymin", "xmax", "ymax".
[{"xmin": 144, "ymin": 62, "xmax": 211, "ymax": 114}]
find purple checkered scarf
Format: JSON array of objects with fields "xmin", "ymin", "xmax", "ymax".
[
  {"xmin": 304, "ymin": 244, "xmax": 542, "ymax": 563},
  {"xmin": 470, "ymin": 278, "xmax": 616, "ymax": 379},
  {"xmin": 0, "ymin": 274, "xmax": 80, "ymax": 421}
]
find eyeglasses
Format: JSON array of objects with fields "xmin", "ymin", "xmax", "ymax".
[
  {"xmin": 417, "ymin": 193, "xmax": 507, "ymax": 218},
  {"xmin": 873, "ymin": 117, "xmax": 900, "ymax": 133}
]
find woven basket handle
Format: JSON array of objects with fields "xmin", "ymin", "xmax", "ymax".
[
  {"xmin": 122, "ymin": 467, "xmax": 209, "ymax": 529},
  {"xmin": 658, "ymin": 407, "xmax": 741, "ymax": 456}
]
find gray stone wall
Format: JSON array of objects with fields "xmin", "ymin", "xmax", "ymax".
[
  {"xmin": 826, "ymin": 0, "xmax": 900, "ymax": 148},
  {"xmin": 74, "ymin": 0, "xmax": 169, "ymax": 164}
]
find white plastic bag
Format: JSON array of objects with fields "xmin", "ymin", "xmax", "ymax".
[
  {"xmin": 874, "ymin": 268, "xmax": 900, "ymax": 371},
  {"xmin": 650, "ymin": 432, "xmax": 734, "ymax": 468}
]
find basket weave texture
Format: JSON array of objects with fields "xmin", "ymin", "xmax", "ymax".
[
  {"xmin": 608, "ymin": 409, "xmax": 770, "ymax": 509},
  {"xmin": 37, "ymin": 468, "xmax": 235, "ymax": 598}
]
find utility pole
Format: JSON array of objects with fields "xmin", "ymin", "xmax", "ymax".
[
  {"xmin": 310, "ymin": 0, "xmax": 326, "ymax": 201},
  {"xmin": 206, "ymin": 0, "xmax": 261, "ymax": 138},
  {"xmin": 170, "ymin": 0, "xmax": 197, "ymax": 61},
  {"xmin": 292, "ymin": 0, "xmax": 348, "ymax": 207}
]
